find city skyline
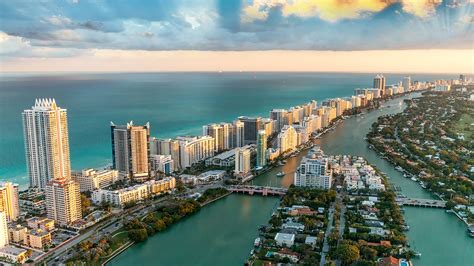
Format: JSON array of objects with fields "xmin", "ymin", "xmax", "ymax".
[{"xmin": 0, "ymin": 0, "xmax": 473, "ymax": 73}]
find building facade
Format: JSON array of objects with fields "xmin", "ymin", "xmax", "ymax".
[
  {"xmin": 234, "ymin": 147, "xmax": 251, "ymax": 176},
  {"xmin": 0, "ymin": 182, "xmax": 19, "ymax": 222},
  {"xmin": 45, "ymin": 178, "xmax": 82, "ymax": 226},
  {"xmin": 22, "ymin": 99, "xmax": 71, "ymax": 189},
  {"xmin": 256, "ymin": 130, "xmax": 267, "ymax": 168},
  {"xmin": 111, "ymin": 121, "xmax": 150, "ymax": 179},
  {"xmin": 294, "ymin": 147, "xmax": 332, "ymax": 189},
  {"xmin": 72, "ymin": 169, "xmax": 120, "ymax": 192}
]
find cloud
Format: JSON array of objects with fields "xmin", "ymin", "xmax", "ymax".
[{"xmin": 241, "ymin": 0, "xmax": 446, "ymax": 22}]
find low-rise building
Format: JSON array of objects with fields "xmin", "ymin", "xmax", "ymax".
[
  {"xmin": 0, "ymin": 246, "xmax": 28, "ymax": 264},
  {"xmin": 19, "ymin": 188, "xmax": 46, "ymax": 215},
  {"xmin": 274, "ymin": 232, "xmax": 295, "ymax": 247},
  {"xmin": 27, "ymin": 217, "xmax": 55, "ymax": 231},
  {"xmin": 72, "ymin": 168, "xmax": 120, "ymax": 192},
  {"xmin": 26, "ymin": 229, "xmax": 52, "ymax": 250},
  {"xmin": 150, "ymin": 155, "xmax": 174, "ymax": 175},
  {"xmin": 7, "ymin": 225, "xmax": 27, "ymax": 244}
]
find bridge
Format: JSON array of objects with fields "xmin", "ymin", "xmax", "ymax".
[
  {"xmin": 397, "ymin": 197, "xmax": 446, "ymax": 208},
  {"xmin": 227, "ymin": 185, "xmax": 288, "ymax": 196}
]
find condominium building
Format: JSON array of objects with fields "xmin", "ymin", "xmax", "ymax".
[
  {"xmin": 278, "ymin": 126, "xmax": 298, "ymax": 154},
  {"xmin": 235, "ymin": 147, "xmax": 251, "ymax": 176},
  {"xmin": 8, "ymin": 225, "xmax": 27, "ymax": 244},
  {"xmin": 19, "ymin": 188, "xmax": 46, "ymax": 215},
  {"xmin": 0, "ymin": 212, "xmax": 8, "ymax": 247},
  {"xmin": 25, "ymin": 229, "xmax": 52, "ymax": 250},
  {"xmin": 203, "ymin": 122, "xmax": 233, "ymax": 152},
  {"xmin": 92, "ymin": 177, "xmax": 176, "ymax": 206},
  {"xmin": 232, "ymin": 120, "xmax": 245, "ymax": 148},
  {"xmin": 177, "ymin": 136, "xmax": 215, "ymax": 169},
  {"xmin": 111, "ymin": 121, "xmax": 150, "ymax": 179},
  {"xmin": 270, "ymin": 109, "xmax": 287, "ymax": 132},
  {"xmin": 402, "ymin": 76, "xmax": 411, "ymax": 92},
  {"xmin": 256, "ymin": 130, "xmax": 267, "ymax": 168},
  {"xmin": 238, "ymin": 116, "xmax": 262, "ymax": 145},
  {"xmin": 373, "ymin": 74, "xmax": 386, "ymax": 96},
  {"xmin": 22, "ymin": 98, "xmax": 71, "ymax": 189},
  {"xmin": 294, "ymin": 147, "xmax": 332, "ymax": 189},
  {"xmin": 27, "ymin": 217, "xmax": 55, "ymax": 231},
  {"xmin": 45, "ymin": 178, "xmax": 82, "ymax": 226},
  {"xmin": 72, "ymin": 168, "xmax": 120, "ymax": 192},
  {"xmin": 150, "ymin": 138, "xmax": 180, "ymax": 171},
  {"xmin": 150, "ymin": 155, "xmax": 174, "ymax": 175},
  {"xmin": 0, "ymin": 182, "xmax": 20, "ymax": 222}
]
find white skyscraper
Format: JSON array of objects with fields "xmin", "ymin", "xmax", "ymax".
[
  {"xmin": 402, "ymin": 76, "xmax": 411, "ymax": 92},
  {"xmin": 22, "ymin": 99, "xmax": 71, "ymax": 189}
]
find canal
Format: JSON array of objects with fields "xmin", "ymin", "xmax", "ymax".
[{"xmin": 110, "ymin": 94, "xmax": 473, "ymax": 266}]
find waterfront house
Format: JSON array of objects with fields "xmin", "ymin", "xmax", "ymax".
[
  {"xmin": 282, "ymin": 222, "xmax": 305, "ymax": 232},
  {"xmin": 275, "ymin": 232, "xmax": 295, "ymax": 247},
  {"xmin": 304, "ymin": 236, "xmax": 317, "ymax": 247},
  {"xmin": 377, "ymin": 256, "xmax": 399, "ymax": 266}
]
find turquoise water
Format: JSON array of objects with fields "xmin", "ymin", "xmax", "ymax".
[{"xmin": 0, "ymin": 72, "xmax": 457, "ymax": 188}]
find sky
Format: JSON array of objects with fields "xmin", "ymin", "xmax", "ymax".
[{"xmin": 0, "ymin": 0, "xmax": 473, "ymax": 73}]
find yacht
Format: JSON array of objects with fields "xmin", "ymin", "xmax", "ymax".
[{"xmin": 276, "ymin": 172, "xmax": 285, "ymax": 177}]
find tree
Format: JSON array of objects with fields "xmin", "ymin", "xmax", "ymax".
[
  {"xmin": 128, "ymin": 228, "xmax": 148, "ymax": 242},
  {"xmin": 335, "ymin": 244, "xmax": 360, "ymax": 266},
  {"xmin": 153, "ymin": 220, "xmax": 167, "ymax": 232}
]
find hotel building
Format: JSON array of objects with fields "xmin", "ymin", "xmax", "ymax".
[
  {"xmin": 234, "ymin": 147, "xmax": 251, "ymax": 177},
  {"xmin": 22, "ymin": 99, "xmax": 71, "ymax": 189},
  {"xmin": 256, "ymin": 130, "xmax": 267, "ymax": 168},
  {"xmin": 177, "ymin": 136, "xmax": 215, "ymax": 169},
  {"xmin": 294, "ymin": 147, "xmax": 332, "ymax": 189}
]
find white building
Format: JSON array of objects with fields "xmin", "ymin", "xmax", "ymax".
[
  {"xmin": 178, "ymin": 136, "xmax": 215, "ymax": 169},
  {"xmin": 278, "ymin": 125, "xmax": 298, "ymax": 154},
  {"xmin": 22, "ymin": 98, "xmax": 71, "ymax": 189},
  {"xmin": 72, "ymin": 168, "xmax": 120, "ymax": 192},
  {"xmin": 150, "ymin": 155, "xmax": 174, "ymax": 175},
  {"xmin": 0, "ymin": 212, "xmax": 8, "ymax": 247},
  {"xmin": 234, "ymin": 147, "xmax": 251, "ymax": 177},
  {"xmin": 294, "ymin": 147, "xmax": 332, "ymax": 189},
  {"xmin": 92, "ymin": 177, "xmax": 176, "ymax": 206},
  {"xmin": 275, "ymin": 232, "xmax": 295, "ymax": 247}
]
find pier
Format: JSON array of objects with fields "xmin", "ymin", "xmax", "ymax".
[
  {"xmin": 227, "ymin": 185, "xmax": 288, "ymax": 196},
  {"xmin": 397, "ymin": 197, "xmax": 446, "ymax": 208}
]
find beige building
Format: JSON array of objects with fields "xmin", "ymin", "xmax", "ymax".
[
  {"xmin": 72, "ymin": 168, "xmax": 120, "ymax": 192},
  {"xmin": 111, "ymin": 121, "xmax": 150, "ymax": 179},
  {"xmin": 22, "ymin": 99, "xmax": 71, "ymax": 189},
  {"xmin": 45, "ymin": 178, "xmax": 82, "ymax": 226},
  {"xmin": 0, "ymin": 182, "xmax": 20, "ymax": 222},
  {"xmin": 27, "ymin": 217, "xmax": 55, "ymax": 232},
  {"xmin": 278, "ymin": 125, "xmax": 298, "ymax": 154},
  {"xmin": 177, "ymin": 136, "xmax": 215, "ymax": 169},
  {"xmin": 8, "ymin": 225, "xmax": 27, "ymax": 244},
  {"xmin": 234, "ymin": 147, "xmax": 251, "ymax": 177},
  {"xmin": 26, "ymin": 229, "xmax": 52, "ymax": 250},
  {"xmin": 0, "ymin": 212, "xmax": 8, "ymax": 248}
]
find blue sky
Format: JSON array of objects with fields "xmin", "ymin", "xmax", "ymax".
[{"xmin": 0, "ymin": 0, "xmax": 472, "ymax": 72}]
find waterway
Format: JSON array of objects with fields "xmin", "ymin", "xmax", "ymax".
[{"xmin": 111, "ymin": 94, "xmax": 474, "ymax": 265}]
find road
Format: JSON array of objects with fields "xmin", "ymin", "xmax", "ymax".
[{"xmin": 320, "ymin": 201, "xmax": 335, "ymax": 266}]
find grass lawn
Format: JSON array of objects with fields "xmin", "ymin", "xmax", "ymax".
[{"xmin": 454, "ymin": 113, "xmax": 473, "ymax": 139}]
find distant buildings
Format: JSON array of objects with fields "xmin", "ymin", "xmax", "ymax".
[
  {"xmin": 203, "ymin": 123, "xmax": 233, "ymax": 152},
  {"xmin": 235, "ymin": 147, "xmax": 251, "ymax": 177},
  {"xmin": 373, "ymin": 74, "xmax": 386, "ymax": 96},
  {"xmin": 45, "ymin": 178, "xmax": 82, "ymax": 226},
  {"xmin": 434, "ymin": 84, "xmax": 451, "ymax": 92},
  {"xmin": 278, "ymin": 125, "xmax": 297, "ymax": 154},
  {"xmin": 256, "ymin": 130, "xmax": 267, "ymax": 168},
  {"xmin": 111, "ymin": 121, "xmax": 150, "ymax": 179},
  {"xmin": 22, "ymin": 99, "xmax": 71, "ymax": 189},
  {"xmin": 294, "ymin": 147, "xmax": 332, "ymax": 189},
  {"xmin": 72, "ymin": 168, "xmax": 120, "ymax": 192},
  {"xmin": 402, "ymin": 76, "xmax": 411, "ymax": 92},
  {"xmin": 0, "ymin": 182, "xmax": 19, "ymax": 222}
]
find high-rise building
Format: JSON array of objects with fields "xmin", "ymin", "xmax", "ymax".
[
  {"xmin": 402, "ymin": 76, "xmax": 411, "ymax": 92},
  {"xmin": 45, "ymin": 178, "xmax": 81, "ymax": 226},
  {"xmin": 150, "ymin": 155, "xmax": 174, "ymax": 175},
  {"xmin": 256, "ymin": 130, "xmax": 267, "ymax": 169},
  {"xmin": 203, "ymin": 123, "xmax": 233, "ymax": 152},
  {"xmin": 232, "ymin": 120, "xmax": 245, "ymax": 148},
  {"xmin": 270, "ymin": 109, "xmax": 286, "ymax": 132},
  {"xmin": 294, "ymin": 147, "xmax": 332, "ymax": 189},
  {"xmin": 0, "ymin": 182, "xmax": 20, "ymax": 222},
  {"xmin": 177, "ymin": 136, "xmax": 215, "ymax": 169},
  {"xmin": 111, "ymin": 121, "xmax": 150, "ymax": 179},
  {"xmin": 22, "ymin": 99, "xmax": 71, "ymax": 189},
  {"xmin": 234, "ymin": 147, "xmax": 251, "ymax": 177},
  {"xmin": 0, "ymin": 212, "xmax": 8, "ymax": 248},
  {"xmin": 373, "ymin": 74, "xmax": 386, "ymax": 96},
  {"xmin": 238, "ymin": 116, "xmax": 262, "ymax": 145},
  {"xmin": 278, "ymin": 125, "xmax": 297, "ymax": 154}
]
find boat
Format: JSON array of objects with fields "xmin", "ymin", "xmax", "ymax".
[
  {"xmin": 411, "ymin": 177, "xmax": 418, "ymax": 182},
  {"xmin": 395, "ymin": 166, "xmax": 404, "ymax": 172},
  {"xmin": 276, "ymin": 172, "xmax": 285, "ymax": 177}
]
